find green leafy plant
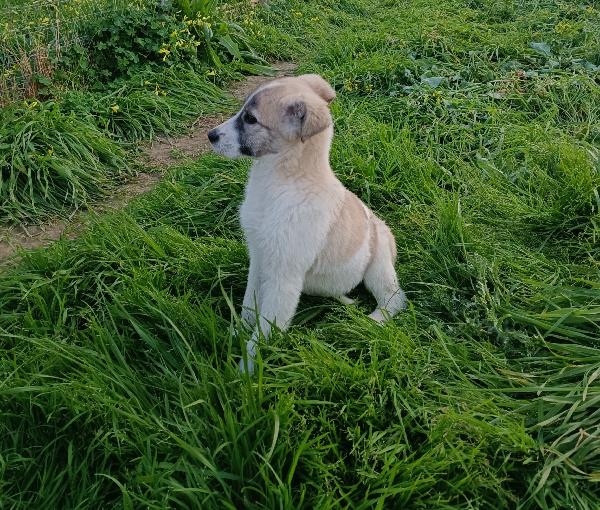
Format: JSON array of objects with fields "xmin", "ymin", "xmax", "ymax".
[
  {"xmin": 90, "ymin": 7, "xmax": 198, "ymax": 81},
  {"xmin": 172, "ymin": 0, "xmax": 271, "ymax": 73}
]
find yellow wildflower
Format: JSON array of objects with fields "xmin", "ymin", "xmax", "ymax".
[{"xmin": 110, "ymin": 105, "xmax": 119, "ymax": 113}]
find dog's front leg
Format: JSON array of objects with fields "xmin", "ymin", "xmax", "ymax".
[
  {"xmin": 241, "ymin": 245, "xmax": 261, "ymax": 328},
  {"xmin": 239, "ymin": 271, "xmax": 304, "ymax": 374},
  {"xmin": 238, "ymin": 205, "xmax": 328, "ymax": 374}
]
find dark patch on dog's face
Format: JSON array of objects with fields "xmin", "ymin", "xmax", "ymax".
[
  {"xmin": 235, "ymin": 111, "xmax": 253, "ymax": 156},
  {"xmin": 240, "ymin": 145, "xmax": 253, "ymax": 156},
  {"xmin": 232, "ymin": 91, "xmax": 277, "ymax": 158}
]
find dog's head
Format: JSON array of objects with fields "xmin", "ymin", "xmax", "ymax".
[{"xmin": 208, "ymin": 74, "xmax": 336, "ymax": 158}]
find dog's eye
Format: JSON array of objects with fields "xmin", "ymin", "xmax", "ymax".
[{"xmin": 243, "ymin": 112, "xmax": 257, "ymax": 125}]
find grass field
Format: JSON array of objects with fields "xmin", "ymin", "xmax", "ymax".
[{"xmin": 1, "ymin": 0, "xmax": 600, "ymax": 508}]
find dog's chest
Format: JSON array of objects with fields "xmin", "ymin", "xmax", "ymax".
[
  {"xmin": 241, "ymin": 172, "xmax": 302, "ymax": 234},
  {"xmin": 239, "ymin": 168, "xmax": 336, "ymax": 244}
]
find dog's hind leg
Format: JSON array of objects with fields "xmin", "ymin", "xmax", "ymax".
[{"xmin": 363, "ymin": 221, "xmax": 406, "ymax": 323}]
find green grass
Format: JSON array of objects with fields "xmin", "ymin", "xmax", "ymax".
[
  {"xmin": 0, "ymin": 68, "xmax": 231, "ymax": 223},
  {"xmin": 1, "ymin": 0, "xmax": 600, "ymax": 508},
  {"xmin": 0, "ymin": 101, "xmax": 131, "ymax": 221},
  {"xmin": 57, "ymin": 67, "xmax": 234, "ymax": 142}
]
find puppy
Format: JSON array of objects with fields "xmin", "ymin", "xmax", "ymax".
[{"xmin": 208, "ymin": 74, "xmax": 406, "ymax": 372}]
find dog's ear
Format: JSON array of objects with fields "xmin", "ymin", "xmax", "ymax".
[
  {"xmin": 298, "ymin": 74, "xmax": 336, "ymax": 103},
  {"xmin": 285, "ymin": 99, "xmax": 331, "ymax": 142}
]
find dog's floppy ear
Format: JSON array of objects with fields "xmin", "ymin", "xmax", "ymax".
[
  {"xmin": 285, "ymin": 99, "xmax": 331, "ymax": 142},
  {"xmin": 298, "ymin": 74, "xmax": 336, "ymax": 103}
]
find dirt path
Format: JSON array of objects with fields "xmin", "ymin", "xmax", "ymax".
[{"xmin": 0, "ymin": 62, "xmax": 297, "ymax": 265}]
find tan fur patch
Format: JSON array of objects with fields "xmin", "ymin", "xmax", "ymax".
[
  {"xmin": 296, "ymin": 74, "xmax": 336, "ymax": 103},
  {"xmin": 368, "ymin": 215, "xmax": 379, "ymax": 264},
  {"xmin": 250, "ymin": 78, "xmax": 332, "ymax": 141},
  {"xmin": 318, "ymin": 191, "xmax": 368, "ymax": 265}
]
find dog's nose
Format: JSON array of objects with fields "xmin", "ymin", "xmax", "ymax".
[{"xmin": 207, "ymin": 129, "xmax": 220, "ymax": 143}]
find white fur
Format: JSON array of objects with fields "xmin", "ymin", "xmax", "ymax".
[
  {"xmin": 208, "ymin": 76, "xmax": 406, "ymax": 373},
  {"xmin": 238, "ymin": 128, "xmax": 405, "ymax": 373},
  {"xmin": 211, "ymin": 112, "xmax": 243, "ymax": 158}
]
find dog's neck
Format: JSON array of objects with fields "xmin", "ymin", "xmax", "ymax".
[{"xmin": 252, "ymin": 126, "xmax": 334, "ymax": 180}]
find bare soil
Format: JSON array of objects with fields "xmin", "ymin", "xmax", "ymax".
[{"xmin": 0, "ymin": 61, "xmax": 297, "ymax": 265}]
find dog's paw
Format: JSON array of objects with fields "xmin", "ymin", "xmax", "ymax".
[
  {"xmin": 238, "ymin": 335, "xmax": 258, "ymax": 375},
  {"xmin": 336, "ymin": 295, "xmax": 356, "ymax": 306},
  {"xmin": 368, "ymin": 309, "xmax": 389, "ymax": 323}
]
